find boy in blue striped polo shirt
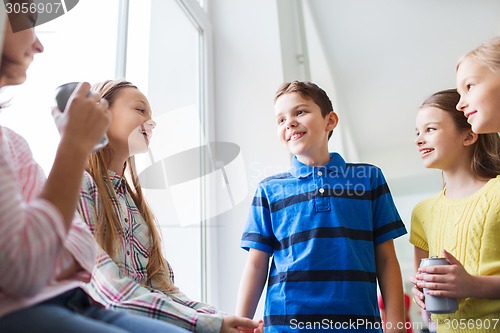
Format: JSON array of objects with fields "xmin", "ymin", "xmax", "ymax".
[{"xmin": 236, "ymin": 81, "xmax": 407, "ymax": 333}]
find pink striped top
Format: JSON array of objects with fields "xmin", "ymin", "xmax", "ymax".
[{"xmin": 0, "ymin": 126, "xmax": 97, "ymax": 317}]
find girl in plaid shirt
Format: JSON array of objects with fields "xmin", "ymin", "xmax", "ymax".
[{"xmin": 77, "ymin": 79, "xmax": 260, "ymax": 333}]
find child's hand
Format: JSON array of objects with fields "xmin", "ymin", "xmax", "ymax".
[
  {"xmin": 237, "ymin": 328, "xmax": 256, "ymax": 333},
  {"xmin": 52, "ymin": 82, "xmax": 110, "ymax": 153},
  {"xmin": 254, "ymin": 319, "xmax": 264, "ymax": 333},
  {"xmin": 220, "ymin": 315, "xmax": 258, "ymax": 333},
  {"xmin": 416, "ymin": 249, "xmax": 473, "ymax": 299},
  {"xmin": 235, "ymin": 318, "xmax": 263, "ymax": 333},
  {"xmin": 409, "ymin": 275, "xmax": 426, "ymax": 310}
]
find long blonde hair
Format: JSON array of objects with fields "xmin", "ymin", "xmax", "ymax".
[
  {"xmin": 85, "ymin": 79, "xmax": 175, "ymax": 293},
  {"xmin": 457, "ymin": 37, "xmax": 500, "ymax": 73}
]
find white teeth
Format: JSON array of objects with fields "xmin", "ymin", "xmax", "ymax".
[
  {"xmin": 291, "ymin": 133, "xmax": 301, "ymax": 139},
  {"xmin": 423, "ymin": 149, "xmax": 432, "ymax": 154}
]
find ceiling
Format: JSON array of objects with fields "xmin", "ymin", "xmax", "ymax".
[{"xmin": 287, "ymin": 0, "xmax": 500, "ymax": 195}]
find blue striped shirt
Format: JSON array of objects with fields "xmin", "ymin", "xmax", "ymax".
[{"xmin": 241, "ymin": 153, "xmax": 407, "ymax": 332}]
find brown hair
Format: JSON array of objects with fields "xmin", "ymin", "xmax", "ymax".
[
  {"xmin": 275, "ymin": 81, "xmax": 335, "ymax": 139},
  {"xmin": 84, "ymin": 79, "xmax": 175, "ymax": 293},
  {"xmin": 420, "ymin": 88, "xmax": 500, "ymax": 179}
]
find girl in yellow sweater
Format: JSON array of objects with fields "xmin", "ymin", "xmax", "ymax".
[{"xmin": 410, "ymin": 89, "xmax": 500, "ymax": 333}]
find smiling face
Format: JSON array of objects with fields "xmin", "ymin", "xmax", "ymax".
[
  {"xmin": 456, "ymin": 57, "xmax": 500, "ymax": 134},
  {"xmin": 275, "ymin": 92, "xmax": 337, "ymax": 166},
  {"xmin": 107, "ymin": 87, "xmax": 156, "ymax": 157},
  {"xmin": 415, "ymin": 106, "xmax": 472, "ymax": 171},
  {"xmin": 1, "ymin": 9, "xmax": 44, "ymax": 87}
]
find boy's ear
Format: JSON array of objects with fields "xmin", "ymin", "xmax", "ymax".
[
  {"xmin": 463, "ymin": 130, "xmax": 478, "ymax": 147},
  {"xmin": 326, "ymin": 111, "xmax": 339, "ymax": 132}
]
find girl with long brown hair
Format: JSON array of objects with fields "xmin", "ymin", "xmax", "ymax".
[{"xmin": 78, "ymin": 79, "xmax": 258, "ymax": 333}]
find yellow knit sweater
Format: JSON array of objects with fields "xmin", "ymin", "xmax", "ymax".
[{"xmin": 410, "ymin": 176, "xmax": 500, "ymax": 333}]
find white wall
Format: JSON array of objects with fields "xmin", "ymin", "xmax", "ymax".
[{"xmin": 207, "ymin": 0, "xmax": 286, "ymax": 316}]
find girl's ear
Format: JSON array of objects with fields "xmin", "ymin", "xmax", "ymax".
[{"xmin": 463, "ymin": 130, "xmax": 478, "ymax": 147}]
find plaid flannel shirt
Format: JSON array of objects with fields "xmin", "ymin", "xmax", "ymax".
[{"xmin": 78, "ymin": 171, "xmax": 224, "ymax": 333}]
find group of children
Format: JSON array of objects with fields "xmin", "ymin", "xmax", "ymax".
[
  {"xmin": 235, "ymin": 48, "xmax": 500, "ymax": 332},
  {"xmin": 1, "ymin": 1, "xmax": 500, "ymax": 332},
  {"xmin": 408, "ymin": 39, "xmax": 500, "ymax": 333}
]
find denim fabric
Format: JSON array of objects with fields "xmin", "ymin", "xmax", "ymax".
[{"xmin": 0, "ymin": 288, "xmax": 189, "ymax": 333}]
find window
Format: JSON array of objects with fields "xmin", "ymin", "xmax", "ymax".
[
  {"xmin": 129, "ymin": 0, "xmax": 212, "ymax": 301},
  {"xmin": 0, "ymin": 0, "xmax": 119, "ymax": 172}
]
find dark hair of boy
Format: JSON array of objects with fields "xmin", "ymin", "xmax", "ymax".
[{"xmin": 275, "ymin": 81, "xmax": 335, "ymax": 139}]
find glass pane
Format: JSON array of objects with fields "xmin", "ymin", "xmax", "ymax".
[
  {"xmin": 0, "ymin": 0, "xmax": 119, "ymax": 173},
  {"xmin": 128, "ymin": 0, "xmax": 204, "ymax": 300}
]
